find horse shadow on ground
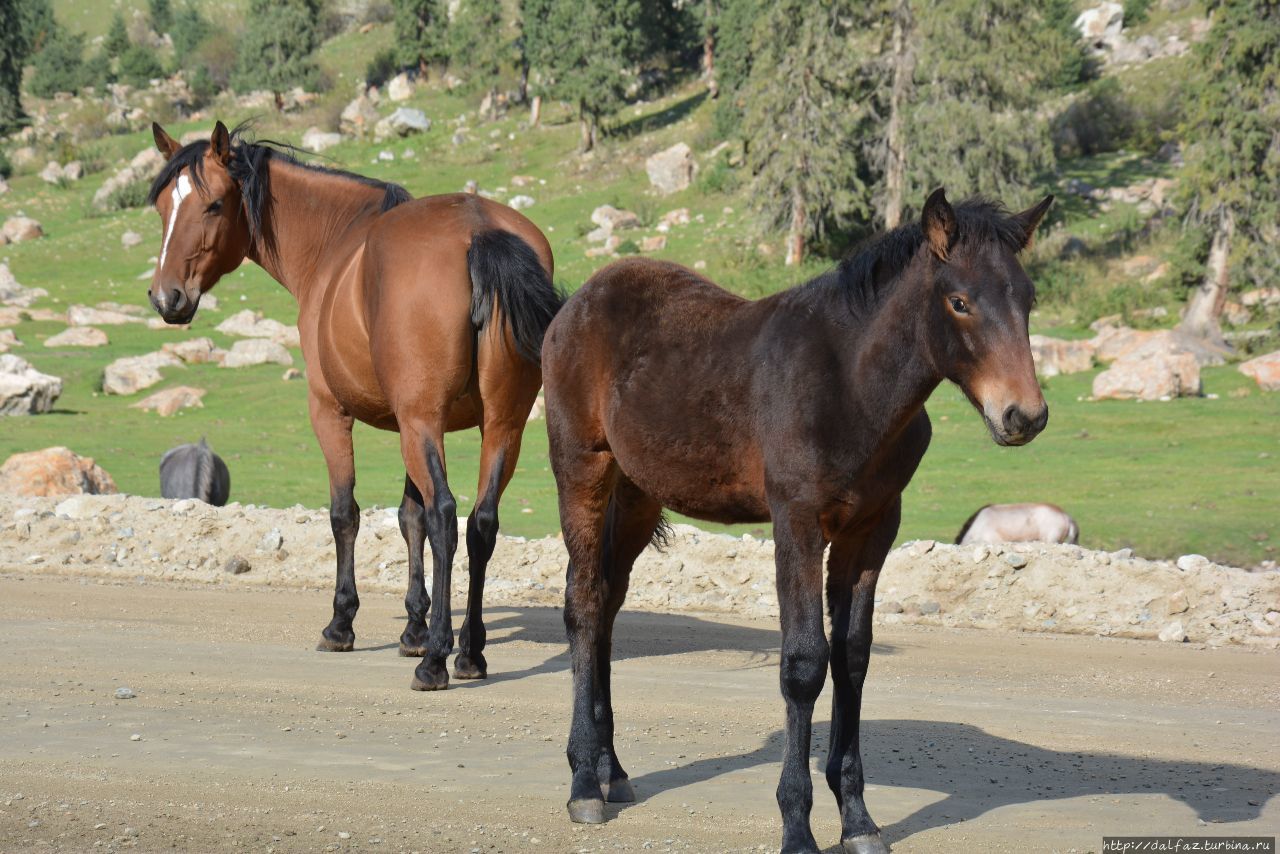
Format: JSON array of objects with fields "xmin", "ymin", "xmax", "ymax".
[
  {"xmin": 612, "ymin": 90, "xmax": 709, "ymax": 139},
  {"xmin": 624, "ymin": 719, "xmax": 1278, "ymax": 845},
  {"xmin": 401, "ymin": 605, "xmax": 896, "ymax": 686}
]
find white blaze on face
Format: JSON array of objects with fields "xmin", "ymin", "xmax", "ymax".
[{"xmin": 159, "ymin": 172, "xmax": 194, "ymax": 269}]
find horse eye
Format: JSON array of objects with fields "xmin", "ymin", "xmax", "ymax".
[
  {"xmin": 206, "ymin": 199, "xmax": 223, "ymax": 214},
  {"xmin": 949, "ymin": 296, "xmax": 969, "ymax": 314}
]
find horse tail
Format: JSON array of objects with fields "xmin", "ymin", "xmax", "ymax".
[
  {"xmin": 467, "ymin": 229, "xmax": 564, "ymax": 364},
  {"xmin": 954, "ymin": 505, "xmax": 990, "ymax": 545},
  {"xmin": 1065, "ymin": 517, "xmax": 1079, "ymax": 545}
]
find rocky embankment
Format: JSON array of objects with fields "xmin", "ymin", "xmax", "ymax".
[{"xmin": 1, "ymin": 493, "xmax": 1276, "ymax": 649}]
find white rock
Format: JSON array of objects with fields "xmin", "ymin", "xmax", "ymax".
[
  {"xmin": 121, "ymin": 231, "xmax": 143, "ymax": 249},
  {"xmin": 1074, "ymin": 2, "xmax": 1124, "ymax": 46},
  {"xmin": 387, "ymin": 72, "xmax": 413, "ymax": 102},
  {"xmin": 221, "ymin": 339, "xmax": 293, "ymax": 368},
  {"xmin": 0, "ymin": 262, "xmax": 49, "ymax": 307},
  {"xmin": 1029, "ymin": 335, "xmax": 1095, "ymax": 378},
  {"xmin": 590, "ymin": 205, "xmax": 640, "ymax": 232},
  {"xmin": 102, "ymin": 351, "xmax": 182, "ymax": 395},
  {"xmin": 1176, "ymin": 554, "xmax": 1211, "ymax": 572},
  {"xmin": 301, "ymin": 127, "xmax": 343, "ymax": 152},
  {"xmin": 1092, "ymin": 352, "xmax": 1201, "ymax": 400},
  {"xmin": 0, "ymin": 354, "xmax": 63, "ymax": 415},
  {"xmin": 215, "ymin": 310, "xmax": 299, "ymax": 348},
  {"xmin": 509, "ymin": 195, "xmax": 535, "ymax": 210},
  {"xmin": 645, "ymin": 143, "xmax": 696, "ymax": 195},
  {"xmin": 45, "ymin": 327, "xmax": 108, "ymax": 348},
  {"xmin": 2, "ymin": 215, "xmax": 44, "ymax": 243},
  {"xmin": 55, "ymin": 494, "xmax": 103, "ymax": 520},
  {"xmin": 1158, "ymin": 621, "xmax": 1187, "ymax": 643},
  {"xmin": 67, "ymin": 305, "xmax": 143, "ymax": 326},
  {"xmin": 374, "ymin": 107, "xmax": 431, "ymax": 141}
]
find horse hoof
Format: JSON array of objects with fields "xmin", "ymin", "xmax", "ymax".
[
  {"xmin": 410, "ymin": 661, "xmax": 449, "ymax": 691},
  {"xmin": 409, "ymin": 673, "xmax": 448, "ymax": 691},
  {"xmin": 316, "ymin": 636, "xmax": 353, "ymax": 652},
  {"xmin": 398, "ymin": 644, "xmax": 428, "ymax": 657},
  {"xmin": 567, "ymin": 798, "xmax": 605, "ymax": 824},
  {"xmin": 604, "ymin": 777, "xmax": 635, "ymax": 803},
  {"xmin": 842, "ymin": 832, "xmax": 890, "ymax": 854},
  {"xmin": 453, "ymin": 654, "xmax": 487, "ymax": 680}
]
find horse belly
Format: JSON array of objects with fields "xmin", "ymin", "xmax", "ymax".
[
  {"xmin": 610, "ymin": 430, "xmax": 770, "ymax": 524},
  {"xmin": 316, "ymin": 322, "xmax": 397, "ymax": 429}
]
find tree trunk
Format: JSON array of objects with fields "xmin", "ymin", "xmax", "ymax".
[
  {"xmin": 1179, "ymin": 208, "xmax": 1235, "ymax": 351},
  {"xmin": 530, "ymin": 95, "xmax": 542, "ymax": 128},
  {"xmin": 579, "ymin": 105, "xmax": 597, "ymax": 153},
  {"xmin": 488, "ymin": 85, "xmax": 499, "ymax": 121},
  {"xmin": 883, "ymin": 0, "xmax": 915, "ymax": 230},
  {"xmin": 785, "ymin": 182, "xmax": 806, "ymax": 266},
  {"xmin": 704, "ymin": 0, "xmax": 718, "ymax": 98},
  {"xmin": 517, "ymin": 61, "xmax": 529, "ymax": 104}
]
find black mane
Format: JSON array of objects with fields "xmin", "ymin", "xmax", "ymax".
[
  {"xmin": 801, "ymin": 198, "xmax": 1032, "ymax": 318},
  {"xmin": 146, "ymin": 123, "xmax": 411, "ymax": 244}
]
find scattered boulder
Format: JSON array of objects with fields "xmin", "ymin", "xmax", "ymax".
[
  {"xmin": 510, "ymin": 175, "xmax": 536, "ymax": 187},
  {"xmin": 591, "ymin": 205, "xmax": 641, "ymax": 233},
  {"xmin": 387, "ymin": 72, "xmax": 413, "ymax": 101},
  {"xmin": 215, "ymin": 310, "xmax": 300, "ymax": 348},
  {"xmin": 1092, "ymin": 351, "xmax": 1200, "ymax": 400},
  {"xmin": 0, "ymin": 329, "xmax": 18, "ymax": 352},
  {"xmin": 0, "ymin": 446, "xmax": 116, "ymax": 496},
  {"xmin": 67, "ymin": 305, "xmax": 144, "ymax": 326},
  {"xmin": 1091, "ymin": 326, "xmax": 1224, "ymax": 367},
  {"xmin": 302, "ymin": 127, "xmax": 343, "ymax": 152},
  {"xmin": 102, "ymin": 351, "xmax": 182, "ymax": 395},
  {"xmin": 1239, "ymin": 351, "xmax": 1280, "ymax": 392},
  {"xmin": 1028, "ymin": 335, "xmax": 1095, "ymax": 377},
  {"xmin": 162, "ymin": 337, "xmax": 223, "ymax": 364},
  {"xmin": 645, "ymin": 143, "xmax": 696, "ymax": 195},
  {"xmin": 92, "ymin": 148, "xmax": 165, "ymax": 212},
  {"xmin": 45, "ymin": 326, "xmax": 109, "ymax": 348},
  {"xmin": 40, "ymin": 160, "xmax": 82, "ymax": 184},
  {"xmin": 132, "ymin": 385, "xmax": 206, "ymax": 416},
  {"xmin": 223, "ymin": 555, "xmax": 252, "ymax": 575},
  {"xmin": 0, "ymin": 262, "xmax": 49, "ymax": 307},
  {"xmin": 1074, "ymin": 2, "xmax": 1124, "ymax": 48},
  {"xmin": 509, "ymin": 194, "xmax": 535, "ymax": 211},
  {"xmin": 0, "ymin": 354, "xmax": 62, "ymax": 414},
  {"xmin": 121, "ymin": 230, "xmax": 144, "ymax": 249},
  {"xmin": 1240, "ymin": 287, "xmax": 1280, "ymax": 310},
  {"xmin": 374, "ymin": 107, "xmax": 431, "ymax": 141},
  {"xmin": 221, "ymin": 338, "xmax": 293, "ymax": 368},
  {"xmin": 281, "ymin": 368, "xmax": 303, "ymax": 381},
  {"xmin": 339, "ymin": 94, "xmax": 380, "ymax": 137},
  {"xmin": 656, "ymin": 208, "xmax": 691, "ymax": 232},
  {"xmin": 1157, "ymin": 620, "xmax": 1187, "ymax": 643},
  {"xmin": 640, "ymin": 235, "xmax": 667, "ymax": 252},
  {"xmin": 2, "ymin": 215, "xmax": 44, "ymax": 243}
]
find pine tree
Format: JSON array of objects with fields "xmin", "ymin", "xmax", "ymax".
[
  {"xmin": 708, "ymin": 0, "xmax": 760, "ymax": 137},
  {"xmin": 105, "ymin": 12, "xmax": 130, "ymax": 58},
  {"xmin": 741, "ymin": 1, "xmax": 870, "ymax": 265},
  {"xmin": 393, "ymin": 0, "xmax": 449, "ymax": 77},
  {"xmin": 148, "ymin": 0, "xmax": 172, "ymax": 34},
  {"xmin": 170, "ymin": 1, "xmax": 211, "ymax": 61},
  {"xmin": 1175, "ymin": 0, "xmax": 1280, "ymax": 346},
  {"xmin": 232, "ymin": 0, "xmax": 323, "ymax": 95},
  {"xmin": 896, "ymin": 0, "xmax": 1083, "ymax": 217},
  {"xmin": 27, "ymin": 26, "xmax": 88, "ymax": 98},
  {"xmin": 450, "ymin": 0, "xmax": 507, "ymax": 115},
  {"xmin": 521, "ymin": 0, "xmax": 646, "ymax": 152},
  {"xmin": 1, "ymin": 0, "xmax": 56, "ymax": 132}
]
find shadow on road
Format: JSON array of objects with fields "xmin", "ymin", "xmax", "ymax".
[
  {"xmin": 426, "ymin": 606, "xmax": 896, "ymax": 687},
  {"xmin": 625, "ymin": 718, "xmax": 1278, "ymax": 844}
]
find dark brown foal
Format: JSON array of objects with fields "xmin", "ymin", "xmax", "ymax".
[
  {"xmin": 543, "ymin": 189, "xmax": 1053, "ymax": 853},
  {"xmin": 146, "ymin": 121, "xmax": 561, "ymax": 690}
]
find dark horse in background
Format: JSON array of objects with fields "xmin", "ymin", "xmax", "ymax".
[
  {"xmin": 160, "ymin": 437, "xmax": 230, "ymax": 506},
  {"xmin": 542, "ymin": 189, "xmax": 1053, "ymax": 853},
  {"xmin": 146, "ymin": 121, "xmax": 562, "ymax": 691}
]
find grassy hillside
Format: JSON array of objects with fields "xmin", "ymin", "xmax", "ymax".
[{"xmin": 2, "ymin": 14, "xmax": 1277, "ymax": 567}]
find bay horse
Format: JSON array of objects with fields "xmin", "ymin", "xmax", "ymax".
[
  {"xmin": 542, "ymin": 189, "xmax": 1053, "ymax": 853},
  {"xmin": 147, "ymin": 121, "xmax": 561, "ymax": 691},
  {"xmin": 955, "ymin": 502, "xmax": 1079, "ymax": 545}
]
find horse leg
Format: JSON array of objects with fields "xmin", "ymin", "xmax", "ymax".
[
  {"xmin": 454, "ymin": 426, "xmax": 522, "ymax": 680},
  {"xmin": 398, "ymin": 474, "xmax": 431, "ymax": 657},
  {"xmin": 400, "ymin": 422, "xmax": 458, "ymax": 692},
  {"xmin": 595, "ymin": 479, "xmax": 663, "ymax": 804},
  {"xmin": 772, "ymin": 505, "xmax": 830, "ymax": 854},
  {"xmin": 311, "ymin": 395, "xmax": 360, "ymax": 653},
  {"xmin": 824, "ymin": 501, "xmax": 900, "ymax": 854},
  {"xmin": 556, "ymin": 448, "xmax": 619, "ymax": 824}
]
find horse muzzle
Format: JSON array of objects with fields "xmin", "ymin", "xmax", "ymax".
[
  {"xmin": 149, "ymin": 286, "xmax": 199, "ymax": 325},
  {"xmin": 985, "ymin": 402, "xmax": 1049, "ymax": 446}
]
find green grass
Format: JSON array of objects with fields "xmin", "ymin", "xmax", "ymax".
[{"xmin": 3, "ymin": 75, "xmax": 1277, "ymax": 567}]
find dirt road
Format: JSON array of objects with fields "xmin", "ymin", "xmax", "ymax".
[{"xmin": 1, "ymin": 575, "xmax": 1276, "ymax": 853}]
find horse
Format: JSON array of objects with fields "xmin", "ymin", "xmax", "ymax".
[
  {"xmin": 541, "ymin": 188, "xmax": 1053, "ymax": 854},
  {"xmin": 160, "ymin": 437, "xmax": 230, "ymax": 506},
  {"xmin": 955, "ymin": 502, "xmax": 1078, "ymax": 545},
  {"xmin": 146, "ymin": 121, "xmax": 561, "ymax": 691}
]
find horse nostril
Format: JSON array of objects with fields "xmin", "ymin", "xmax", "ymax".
[
  {"xmin": 1032, "ymin": 406, "xmax": 1049, "ymax": 433},
  {"xmin": 1002, "ymin": 405, "xmax": 1028, "ymax": 436}
]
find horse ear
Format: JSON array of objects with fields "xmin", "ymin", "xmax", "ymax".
[
  {"xmin": 153, "ymin": 122, "xmax": 180, "ymax": 159},
  {"xmin": 921, "ymin": 187, "xmax": 957, "ymax": 261},
  {"xmin": 1014, "ymin": 195, "xmax": 1054, "ymax": 250},
  {"xmin": 209, "ymin": 121, "xmax": 232, "ymax": 164}
]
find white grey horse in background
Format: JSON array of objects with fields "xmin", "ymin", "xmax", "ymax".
[
  {"xmin": 160, "ymin": 438, "xmax": 231, "ymax": 506},
  {"xmin": 956, "ymin": 503, "xmax": 1078, "ymax": 545}
]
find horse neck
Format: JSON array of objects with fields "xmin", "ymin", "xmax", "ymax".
[
  {"xmin": 246, "ymin": 160, "xmax": 385, "ymax": 302},
  {"xmin": 833, "ymin": 262, "xmax": 942, "ymax": 438}
]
